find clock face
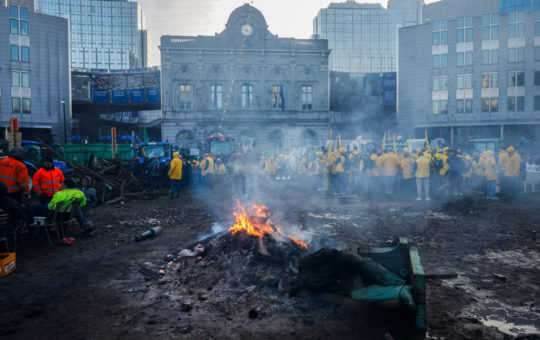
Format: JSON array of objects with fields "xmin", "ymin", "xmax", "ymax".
[{"xmin": 241, "ymin": 24, "xmax": 253, "ymax": 36}]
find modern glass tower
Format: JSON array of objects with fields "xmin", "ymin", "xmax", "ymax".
[
  {"xmin": 313, "ymin": 0, "xmax": 423, "ymax": 74},
  {"xmin": 35, "ymin": 0, "xmax": 157, "ymax": 71}
]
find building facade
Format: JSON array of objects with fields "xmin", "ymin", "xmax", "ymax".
[
  {"xmin": 1, "ymin": 0, "xmax": 71, "ymax": 141},
  {"xmin": 398, "ymin": 0, "xmax": 540, "ymax": 146},
  {"xmin": 36, "ymin": 0, "xmax": 157, "ymax": 71},
  {"xmin": 313, "ymin": 0, "xmax": 423, "ymax": 74},
  {"xmin": 160, "ymin": 4, "xmax": 330, "ymax": 151}
]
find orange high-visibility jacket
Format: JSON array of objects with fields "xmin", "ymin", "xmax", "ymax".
[
  {"xmin": 33, "ymin": 167, "xmax": 65, "ymax": 197},
  {"xmin": 0, "ymin": 157, "xmax": 30, "ymax": 194}
]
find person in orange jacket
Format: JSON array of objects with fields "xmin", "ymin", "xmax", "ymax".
[
  {"xmin": 33, "ymin": 154, "xmax": 65, "ymax": 205},
  {"xmin": 0, "ymin": 147, "xmax": 30, "ymax": 204}
]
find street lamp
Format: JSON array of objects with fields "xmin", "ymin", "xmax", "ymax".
[{"xmin": 61, "ymin": 98, "xmax": 67, "ymax": 144}]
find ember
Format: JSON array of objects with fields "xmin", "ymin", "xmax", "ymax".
[{"xmin": 229, "ymin": 200, "xmax": 308, "ymax": 249}]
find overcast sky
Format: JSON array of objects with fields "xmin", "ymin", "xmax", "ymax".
[{"xmin": 137, "ymin": 0, "xmax": 439, "ymax": 43}]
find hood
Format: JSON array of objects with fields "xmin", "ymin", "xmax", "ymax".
[
  {"xmin": 506, "ymin": 146, "xmax": 515, "ymax": 152},
  {"xmin": 173, "ymin": 151, "xmax": 180, "ymax": 158}
]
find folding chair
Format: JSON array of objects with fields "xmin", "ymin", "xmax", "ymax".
[{"xmin": 39, "ymin": 201, "xmax": 79, "ymax": 246}]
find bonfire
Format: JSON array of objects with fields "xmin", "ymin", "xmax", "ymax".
[{"xmin": 229, "ymin": 200, "xmax": 308, "ymax": 251}]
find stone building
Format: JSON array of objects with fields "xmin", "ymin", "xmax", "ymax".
[{"xmin": 160, "ymin": 4, "xmax": 330, "ymax": 152}]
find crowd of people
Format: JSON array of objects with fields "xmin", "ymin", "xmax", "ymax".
[{"xmin": 156, "ymin": 143, "xmax": 527, "ymax": 203}]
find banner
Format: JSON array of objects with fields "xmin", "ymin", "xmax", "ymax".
[
  {"xmin": 92, "ymin": 90, "xmax": 109, "ymax": 103},
  {"xmin": 147, "ymin": 88, "xmax": 160, "ymax": 103},
  {"xmin": 112, "ymin": 90, "xmax": 128, "ymax": 104},
  {"xmin": 130, "ymin": 89, "xmax": 145, "ymax": 103}
]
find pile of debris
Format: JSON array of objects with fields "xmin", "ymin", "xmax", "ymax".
[{"xmin": 37, "ymin": 138, "xmax": 158, "ymax": 203}]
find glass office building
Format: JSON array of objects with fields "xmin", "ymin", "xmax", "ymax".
[
  {"xmin": 313, "ymin": 0, "xmax": 423, "ymax": 73},
  {"xmin": 35, "ymin": 0, "xmax": 157, "ymax": 71}
]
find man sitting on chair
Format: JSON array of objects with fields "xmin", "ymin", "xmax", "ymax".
[{"xmin": 48, "ymin": 179, "xmax": 93, "ymax": 235}]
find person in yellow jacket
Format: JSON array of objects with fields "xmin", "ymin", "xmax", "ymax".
[
  {"xmin": 168, "ymin": 151, "xmax": 183, "ymax": 199},
  {"xmin": 415, "ymin": 152, "xmax": 432, "ymax": 201},
  {"xmin": 215, "ymin": 158, "xmax": 226, "ymax": 175},
  {"xmin": 400, "ymin": 151, "xmax": 415, "ymax": 196},
  {"xmin": 335, "ymin": 151, "xmax": 345, "ymax": 194},
  {"xmin": 200, "ymin": 154, "xmax": 215, "ymax": 186},
  {"xmin": 503, "ymin": 146, "xmax": 522, "ymax": 200},
  {"xmin": 379, "ymin": 151, "xmax": 400, "ymax": 194},
  {"xmin": 480, "ymin": 151, "xmax": 498, "ymax": 200}
]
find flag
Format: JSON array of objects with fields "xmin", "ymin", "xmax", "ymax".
[
  {"xmin": 425, "ymin": 130, "xmax": 430, "ymax": 151},
  {"xmin": 338, "ymin": 134, "xmax": 342, "ymax": 151},
  {"xmin": 382, "ymin": 132, "xmax": 386, "ymax": 150},
  {"xmin": 327, "ymin": 129, "xmax": 333, "ymax": 162}
]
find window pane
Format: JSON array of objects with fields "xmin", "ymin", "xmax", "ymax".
[
  {"xmin": 457, "ymin": 100, "xmax": 464, "ymax": 113},
  {"xmin": 465, "ymin": 99, "xmax": 472, "ymax": 113},
  {"xmin": 482, "ymin": 26, "xmax": 490, "ymax": 40},
  {"xmin": 432, "ymin": 55, "xmax": 439, "ymax": 68},
  {"xmin": 440, "ymin": 100, "xmax": 448, "ymax": 114},
  {"xmin": 491, "ymin": 49, "xmax": 498, "ymax": 63},
  {"xmin": 466, "ymin": 16, "xmax": 473, "ymax": 26},
  {"xmin": 508, "ymin": 73, "xmax": 515, "ymax": 87},
  {"xmin": 458, "ymin": 17, "xmax": 464, "ymax": 27},
  {"xmin": 466, "ymin": 28, "xmax": 473, "ymax": 41},
  {"xmin": 466, "ymin": 75, "xmax": 472, "ymax": 89},
  {"xmin": 491, "ymin": 98, "xmax": 498, "ymax": 112},
  {"xmin": 509, "ymin": 24, "xmax": 516, "ymax": 37},
  {"xmin": 10, "ymin": 19, "xmax": 18, "ymax": 34},
  {"xmin": 535, "ymin": 71, "xmax": 540, "ymax": 86},
  {"xmin": 20, "ymin": 8, "xmax": 28, "ymax": 19},
  {"xmin": 509, "ymin": 48, "xmax": 516, "ymax": 62},
  {"xmin": 457, "ymin": 52, "xmax": 464, "ymax": 66},
  {"xmin": 482, "ymin": 14, "xmax": 490, "ymax": 25},
  {"xmin": 492, "ymin": 13, "xmax": 499, "ymax": 25},
  {"xmin": 482, "ymin": 98, "xmax": 490, "ymax": 112},
  {"xmin": 10, "ymin": 45, "xmax": 19, "ymax": 61},
  {"xmin": 9, "ymin": 6, "xmax": 18, "ymax": 17},
  {"xmin": 441, "ymin": 31, "xmax": 448, "ymax": 44},
  {"xmin": 458, "ymin": 29, "xmax": 464, "ymax": 42},
  {"xmin": 482, "ymin": 50, "xmax": 490, "ymax": 64},
  {"xmin": 517, "ymin": 47, "xmax": 525, "ymax": 62},
  {"xmin": 21, "ymin": 46, "xmax": 29, "ymax": 62},
  {"xmin": 433, "ymin": 101, "xmax": 439, "ymax": 114},
  {"xmin": 457, "ymin": 76, "xmax": 464, "ymax": 89},
  {"xmin": 432, "ymin": 32, "xmax": 440, "ymax": 45},
  {"xmin": 491, "ymin": 73, "xmax": 498, "ymax": 88},
  {"xmin": 20, "ymin": 21, "xmax": 28, "ymax": 36},
  {"xmin": 441, "ymin": 77, "xmax": 448, "ymax": 90},
  {"xmin": 508, "ymin": 97, "xmax": 516, "ymax": 111},
  {"xmin": 466, "ymin": 52, "xmax": 473, "ymax": 65},
  {"xmin": 517, "ymin": 23, "xmax": 525, "ymax": 37},
  {"xmin": 492, "ymin": 25, "xmax": 499, "ymax": 39},
  {"xmin": 441, "ymin": 19, "xmax": 448, "ymax": 30},
  {"xmin": 12, "ymin": 98, "xmax": 21, "ymax": 113},
  {"xmin": 22, "ymin": 98, "xmax": 30, "ymax": 113},
  {"xmin": 433, "ymin": 77, "xmax": 439, "ymax": 91},
  {"xmin": 517, "ymin": 96, "xmax": 525, "ymax": 111},
  {"xmin": 441, "ymin": 54, "xmax": 448, "ymax": 67},
  {"xmin": 517, "ymin": 72, "xmax": 525, "ymax": 86},
  {"xmin": 535, "ymin": 96, "xmax": 540, "ymax": 110},
  {"xmin": 536, "ymin": 21, "xmax": 540, "ymax": 36},
  {"xmin": 11, "ymin": 71, "xmax": 20, "ymax": 87},
  {"xmin": 21, "ymin": 72, "xmax": 30, "ymax": 87},
  {"xmin": 432, "ymin": 20, "xmax": 440, "ymax": 31},
  {"xmin": 482, "ymin": 74, "xmax": 489, "ymax": 88}
]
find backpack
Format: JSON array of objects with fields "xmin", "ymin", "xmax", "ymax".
[
  {"xmin": 412, "ymin": 160, "xmax": 418, "ymax": 174},
  {"xmin": 434, "ymin": 159, "xmax": 444, "ymax": 171},
  {"xmin": 363, "ymin": 156, "xmax": 375, "ymax": 170}
]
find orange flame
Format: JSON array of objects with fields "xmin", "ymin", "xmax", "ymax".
[{"xmin": 229, "ymin": 200, "xmax": 308, "ymax": 248}]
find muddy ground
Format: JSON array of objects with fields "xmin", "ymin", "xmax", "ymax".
[{"xmin": 1, "ymin": 182, "xmax": 539, "ymax": 340}]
